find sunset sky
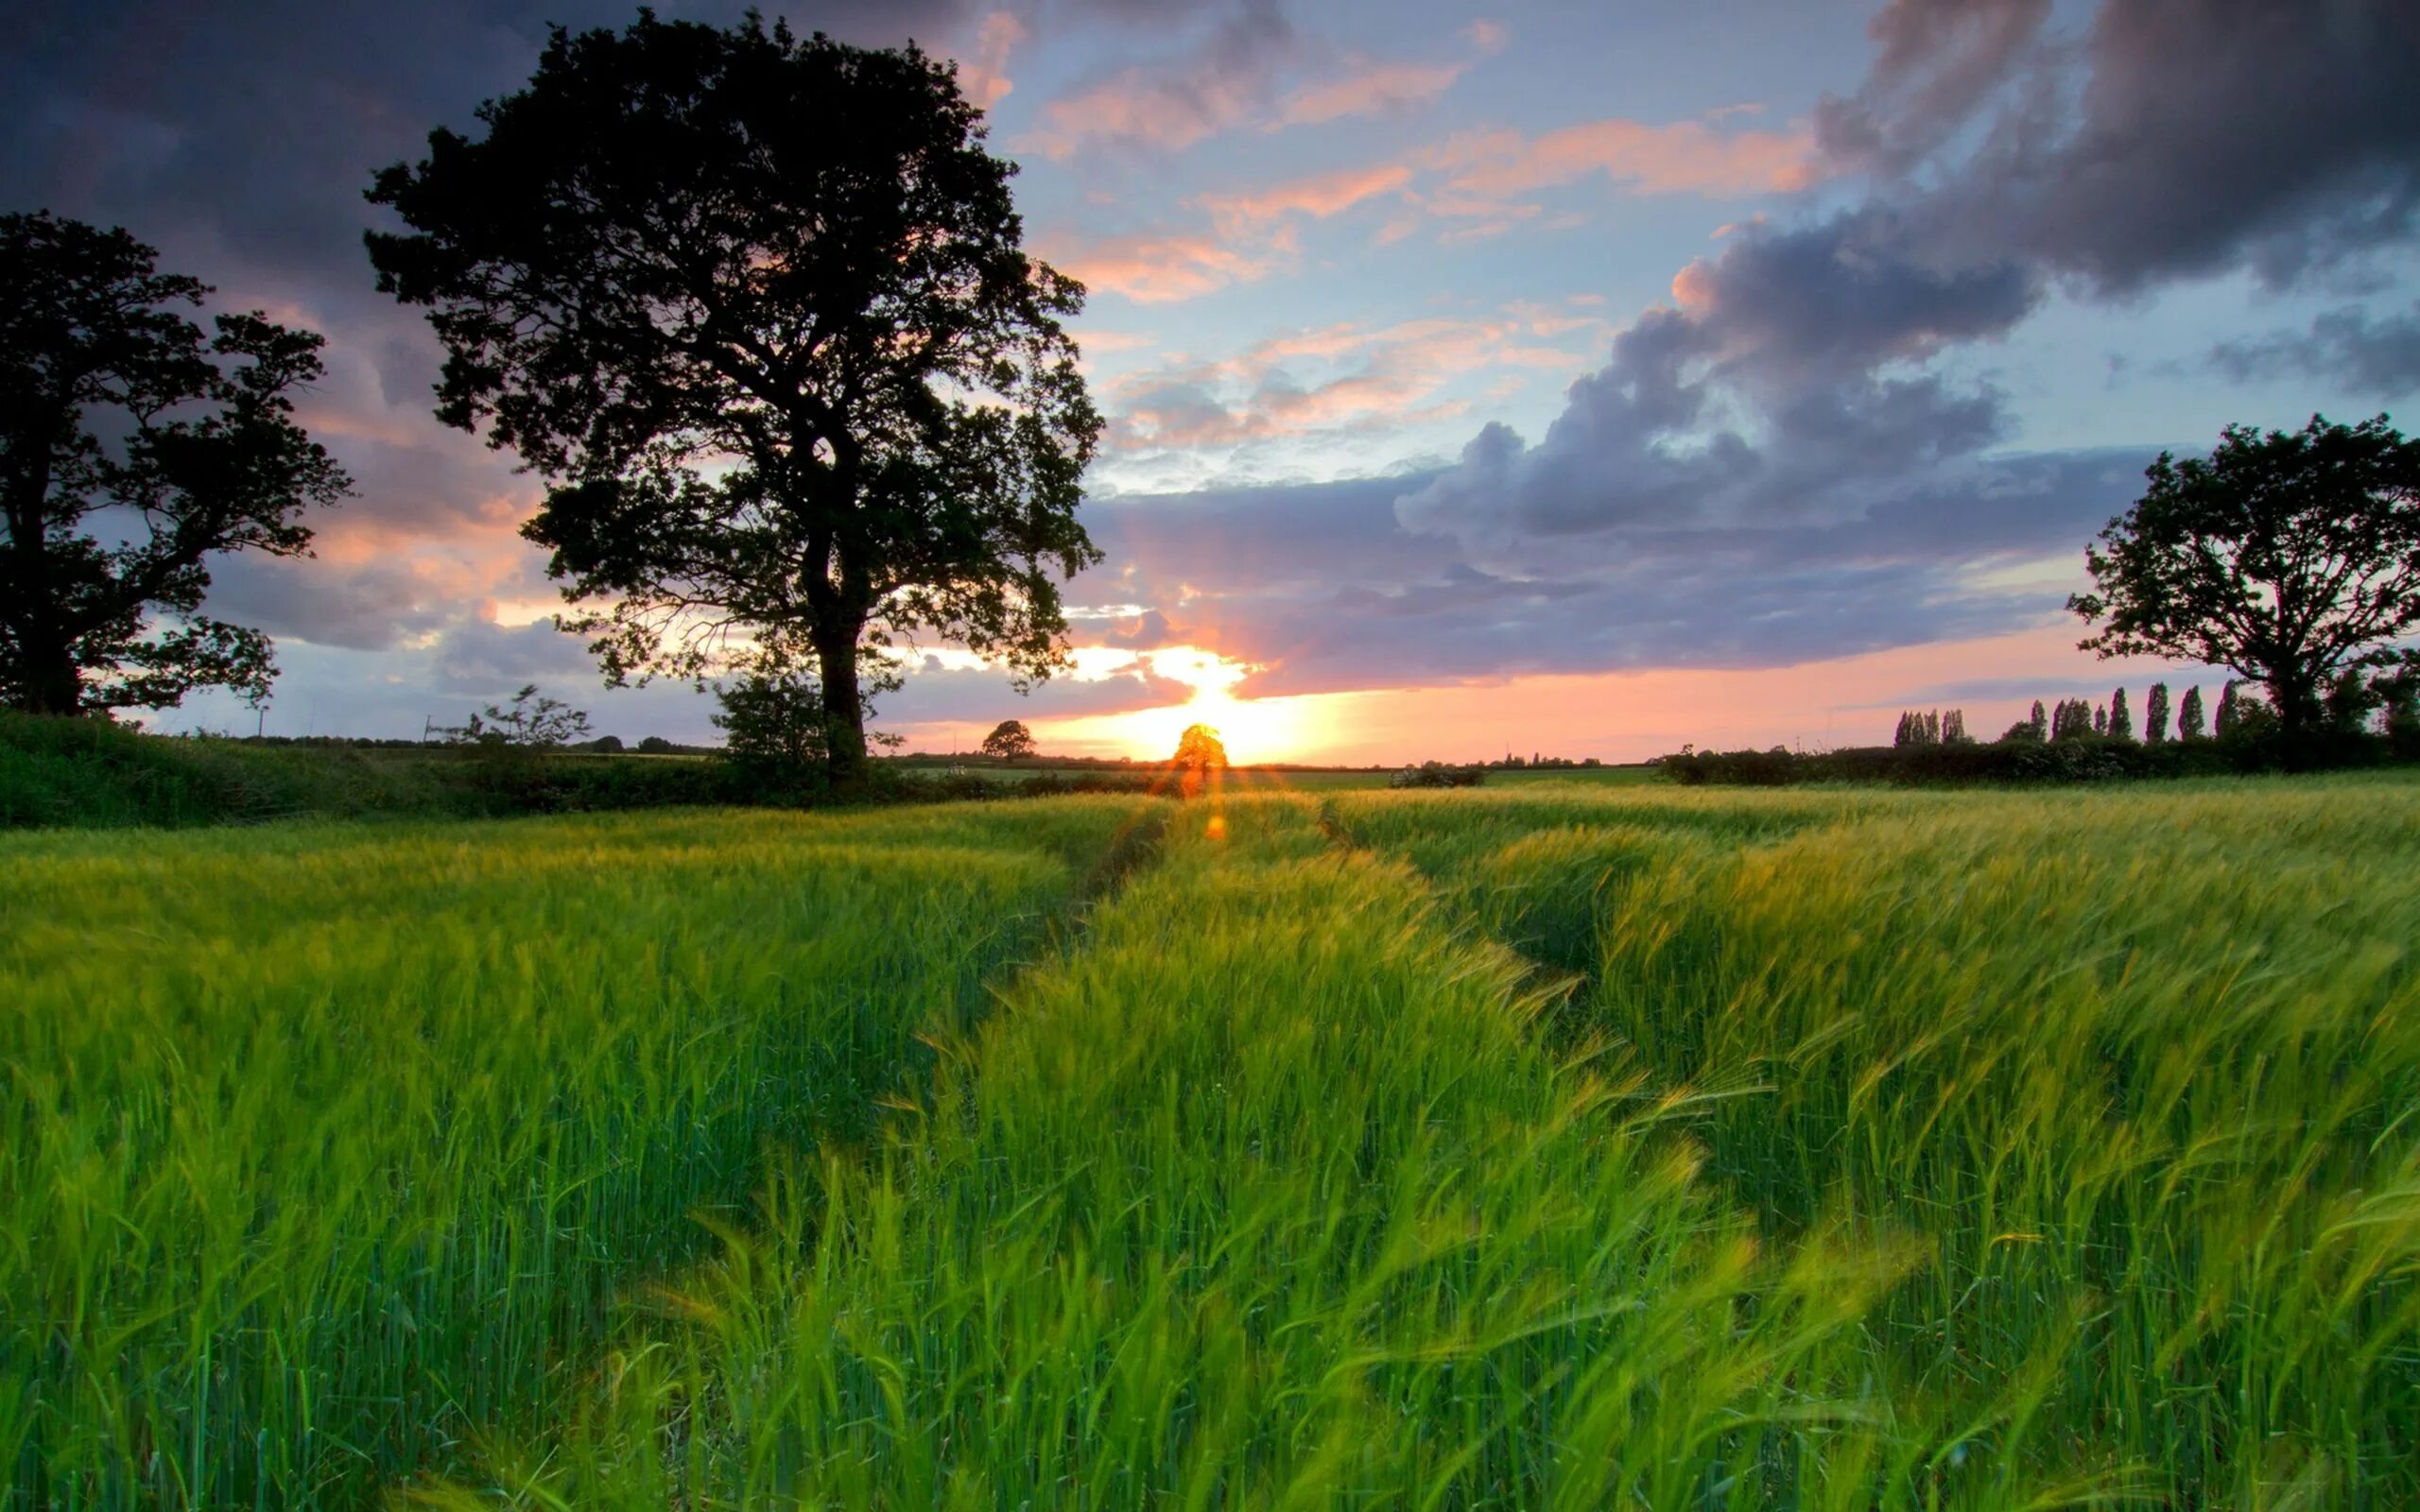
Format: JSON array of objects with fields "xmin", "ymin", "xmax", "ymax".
[{"xmin": 8, "ymin": 0, "xmax": 2415, "ymax": 762}]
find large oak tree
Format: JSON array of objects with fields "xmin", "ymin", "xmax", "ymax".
[
  {"xmin": 367, "ymin": 12, "xmax": 1102, "ymax": 785},
  {"xmin": 2070, "ymin": 414, "xmax": 2420, "ymax": 746},
  {"xmin": 0, "ymin": 213, "xmax": 350, "ymax": 716}
]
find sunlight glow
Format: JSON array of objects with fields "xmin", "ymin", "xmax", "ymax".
[{"xmin": 1039, "ymin": 644, "xmax": 1325, "ymax": 763}]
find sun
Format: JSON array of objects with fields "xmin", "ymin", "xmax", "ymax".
[
  {"xmin": 1110, "ymin": 684, "xmax": 1316, "ymax": 765},
  {"xmin": 1033, "ymin": 644, "xmax": 1324, "ymax": 763}
]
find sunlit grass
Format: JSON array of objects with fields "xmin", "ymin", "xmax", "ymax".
[
  {"xmin": 0, "ymin": 800, "xmax": 1152, "ymax": 1505},
  {"xmin": 9, "ymin": 775, "xmax": 2417, "ymax": 1508},
  {"xmin": 1332, "ymin": 773, "xmax": 2420, "ymax": 1505}
]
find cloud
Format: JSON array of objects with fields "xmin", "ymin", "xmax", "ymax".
[
  {"xmin": 1017, "ymin": 0, "xmax": 1300, "ymax": 158},
  {"xmin": 1019, "ymin": 6, "xmax": 1492, "ymax": 160},
  {"xmin": 952, "ymin": 10, "xmax": 1028, "ymax": 112},
  {"xmin": 1099, "ymin": 308, "xmax": 1601, "ymax": 463},
  {"xmin": 1813, "ymin": 0, "xmax": 2055, "ymax": 175},
  {"xmin": 1397, "ymin": 210, "xmax": 2034, "ymax": 558},
  {"xmin": 1423, "ymin": 115, "xmax": 1822, "ymax": 201},
  {"xmin": 1274, "ymin": 58, "xmax": 1465, "ymax": 129},
  {"xmin": 1824, "ymin": 0, "xmax": 2420, "ymax": 293},
  {"xmin": 1197, "ymin": 163, "xmax": 1415, "ymax": 236},
  {"xmin": 2207, "ymin": 301, "xmax": 2420, "ymax": 398},
  {"xmin": 1050, "ymin": 230, "xmax": 1284, "ymax": 302},
  {"xmin": 1063, "ymin": 448, "xmax": 2142, "ymax": 703}
]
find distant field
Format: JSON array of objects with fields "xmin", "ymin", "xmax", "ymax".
[{"xmin": 6, "ymin": 773, "xmax": 2415, "ymax": 1507}]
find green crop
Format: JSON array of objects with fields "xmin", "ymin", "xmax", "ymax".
[
  {"xmin": 1, "ymin": 801, "xmax": 1151, "ymax": 1505},
  {"xmin": 9, "ymin": 774, "xmax": 2416, "ymax": 1508}
]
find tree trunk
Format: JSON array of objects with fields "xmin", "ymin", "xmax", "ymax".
[
  {"xmin": 814, "ymin": 621, "xmax": 868, "ymax": 789},
  {"xmin": 9, "ymin": 639, "xmax": 84, "ymax": 716}
]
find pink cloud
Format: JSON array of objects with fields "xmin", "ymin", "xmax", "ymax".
[
  {"xmin": 1426, "ymin": 115, "xmax": 1822, "ymax": 199},
  {"xmin": 1197, "ymin": 163, "xmax": 1415, "ymax": 236},
  {"xmin": 953, "ymin": 11, "xmax": 1027, "ymax": 112},
  {"xmin": 1275, "ymin": 59, "xmax": 1464, "ymax": 129},
  {"xmin": 1052, "ymin": 232, "xmax": 1281, "ymax": 304},
  {"xmin": 1022, "ymin": 26, "xmax": 1486, "ymax": 160}
]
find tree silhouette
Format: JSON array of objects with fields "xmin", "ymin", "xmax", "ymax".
[
  {"xmin": 1, "ymin": 213, "xmax": 350, "ymax": 715},
  {"xmin": 2108, "ymin": 687, "xmax": 2132, "ymax": 741},
  {"xmin": 439, "ymin": 684, "xmax": 591, "ymax": 748},
  {"xmin": 2145, "ymin": 681, "xmax": 2170, "ymax": 743},
  {"xmin": 2070, "ymin": 414, "xmax": 2420, "ymax": 747},
  {"xmin": 367, "ymin": 13, "xmax": 1101, "ymax": 787},
  {"xmin": 980, "ymin": 719, "xmax": 1037, "ymax": 761},
  {"xmin": 2178, "ymin": 684, "xmax": 2206, "ymax": 740}
]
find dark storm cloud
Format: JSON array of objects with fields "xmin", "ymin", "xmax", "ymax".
[
  {"xmin": 1837, "ymin": 0, "xmax": 2420, "ymax": 293},
  {"xmin": 2207, "ymin": 302, "xmax": 2420, "ymax": 399}
]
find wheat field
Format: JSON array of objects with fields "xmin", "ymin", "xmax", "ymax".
[{"xmin": 5, "ymin": 776, "xmax": 2415, "ymax": 1507}]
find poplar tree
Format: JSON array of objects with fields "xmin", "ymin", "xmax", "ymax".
[
  {"xmin": 2145, "ymin": 681, "xmax": 2170, "ymax": 743},
  {"xmin": 2108, "ymin": 686, "xmax": 2133, "ymax": 741},
  {"xmin": 2179, "ymin": 684, "xmax": 2207, "ymax": 739}
]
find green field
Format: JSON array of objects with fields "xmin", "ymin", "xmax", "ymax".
[{"xmin": 6, "ymin": 775, "xmax": 2416, "ymax": 1507}]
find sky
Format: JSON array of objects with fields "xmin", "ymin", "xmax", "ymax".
[{"xmin": 6, "ymin": 0, "xmax": 2417, "ymax": 762}]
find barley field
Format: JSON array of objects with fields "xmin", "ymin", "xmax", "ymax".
[{"xmin": 5, "ymin": 775, "xmax": 2416, "ymax": 1508}]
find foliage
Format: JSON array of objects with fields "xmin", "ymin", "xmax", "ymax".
[
  {"xmin": 437, "ymin": 682, "xmax": 593, "ymax": 749},
  {"xmin": 2144, "ymin": 680, "xmax": 2170, "ymax": 742},
  {"xmin": 0, "ymin": 213, "xmax": 352, "ymax": 715},
  {"xmin": 2070, "ymin": 413, "xmax": 2420, "ymax": 743},
  {"xmin": 0, "ymin": 710, "xmax": 740, "ymax": 828},
  {"xmin": 2179, "ymin": 683, "xmax": 2207, "ymax": 739},
  {"xmin": 636, "ymin": 735, "xmax": 677, "ymax": 755},
  {"xmin": 1170, "ymin": 724, "xmax": 1229, "ymax": 770},
  {"xmin": 711, "ymin": 652, "xmax": 828, "ymax": 801},
  {"xmin": 980, "ymin": 718, "xmax": 1038, "ymax": 761},
  {"xmin": 1656, "ymin": 734, "xmax": 2290, "ymax": 785},
  {"xmin": 367, "ymin": 13, "xmax": 1103, "ymax": 786},
  {"xmin": 1389, "ymin": 760, "xmax": 1486, "ymax": 787}
]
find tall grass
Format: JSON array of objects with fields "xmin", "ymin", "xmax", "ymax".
[
  {"xmin": 0, "ymin": 800, "xmax": 1151, "ymax": 1506},
  {"xmin": 430, "ymin": 798, "xmax": 1973, "ymax": 1509},
  {"xmin": 13, "ymin": 776, "xmax": 2414, "ymax": 1507},
  {"xmin": 1335, "ymin": 776, "xmax": 2420, "ymax": 1506}
]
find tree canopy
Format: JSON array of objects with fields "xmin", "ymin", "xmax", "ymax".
[
  {"xmin": 980, "ymin": 718, "xmax": 1037, "ymax": 761},
  {"xmin": 2069, "ymin": 414, "xmax": 2420, "ymax": 742},
  {"xmin": 1, "ymin": 212, "xmax": 350, "ymax": 716},
  {"xmin": 366, "ymin": 11, "xmax": 1102, "ymax": 786}
]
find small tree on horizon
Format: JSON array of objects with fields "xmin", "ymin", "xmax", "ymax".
[
  {"xmin": 2108, "ymin": 687, "xmax": 2133, "ymax": 741},
  {"xmin": 2178, "ymin": 684, "xmax": 2207, "ymax": 740},
  {"xmin": 980, "ymin": 719, "xmax": 1038, "ymax": 762},
  {"xmin": 2215, "ymin": 679, "xmax": 2242, "ymax": 737},
  {"xmin": 2145, "ymin": 681, "xmax": 2170, "ymax": 743}
]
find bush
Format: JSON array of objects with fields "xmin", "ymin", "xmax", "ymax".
[
  {"xmin": 1649, "ymin": 732, "xmax": 2390, "ymax": 787},
  {"xmin": 1390, "ymin": 762, "xmax": 1487, "ymax": 789}
]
